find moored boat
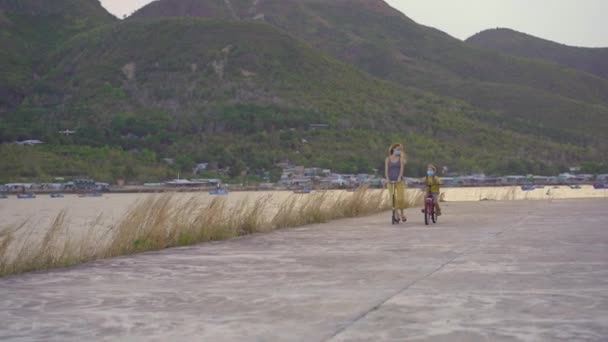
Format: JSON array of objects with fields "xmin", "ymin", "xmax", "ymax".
[{"xmin": 209, "ymin": 188, "xmax": 229, "ymax": 195}]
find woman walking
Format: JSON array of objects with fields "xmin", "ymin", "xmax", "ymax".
[{"xmin": 385, "ymin": 143, "xmax": 407, "ymax": 222}]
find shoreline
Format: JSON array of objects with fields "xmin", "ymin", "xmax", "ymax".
[{"xmin": 1, "ymin": 182, "xmax": 600, "ymax": 195}]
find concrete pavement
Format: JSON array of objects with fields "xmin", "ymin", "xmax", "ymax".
[{"xmin": 1, "ymin": 199, "xmax": 607, "ymax": 341}]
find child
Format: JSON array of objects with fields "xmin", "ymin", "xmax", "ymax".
[{"xmin": 423, "ymin": 164, "xmax": 442, "ymax": 215}]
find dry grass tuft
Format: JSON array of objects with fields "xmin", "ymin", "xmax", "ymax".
[
  {"xmin": 0, "ymin": 211, "xmax": 103, "ymax": 276},
  {"xmin": 406, "ymin": 189, "xmax": 425, "ymax": 207},
  {"xmin": 1, "ymin": 188, "xmax": 390, "ymax": 277}
]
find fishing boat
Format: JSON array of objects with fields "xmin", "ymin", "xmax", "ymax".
[
  {"xmin": 521, "ymin": 185, "xmax": 536, "ymax": 191},
  {"xmin": 17, "ymin": 193, "xmax": 36, "ymax": 199},
  {"xmin": 50, "ymin": 193, "xmax": 65, "ymax": 198},
  {"xmin": 209, "ymin": 188, "xmax": 229, "ymax": 196},
  {"xmin": 569, "ymin": 184, "xmax": 582, "ymax": 189},
  {"xmin": 593, "ymin": 183, "xmax": 607, "ymax": 189}
]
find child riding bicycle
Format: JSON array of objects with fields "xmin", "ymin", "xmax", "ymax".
[{"xmin": 422, "ymin": 164, "xmax": 442, "ymax": 216}]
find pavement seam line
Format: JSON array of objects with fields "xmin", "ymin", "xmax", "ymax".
[
  {"xmin": 322, "ymin": 211, "xmax": 532, "ymax": 341},
  {"xmin": 321, "ymin": 246, "xmax": 472, "ymax": 342}
]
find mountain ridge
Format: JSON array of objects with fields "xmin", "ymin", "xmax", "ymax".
[
  {"xmin": 1, "ymin": 0, "xmax": 606, "ymax": 182},
  {"xmin": 0, "ymin": 0, "xmax": 115, "ymax": 112},
  {"xmin": 466, "ymin": 28, "xmax": 608, "ymax": 80},
  {"xmin": 130, "ymin": 0, "xmax": 608, "ymax": 152},
  {"xmin": 2, "ymin": 17, "xmax": 592, "ymax": 180}
]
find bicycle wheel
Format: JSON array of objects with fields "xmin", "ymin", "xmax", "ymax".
[{"xmin": 424, "ymin": 206, "xmax": 429, "ymax": 225}]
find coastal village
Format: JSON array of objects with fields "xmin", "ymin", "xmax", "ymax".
[{"xmin": 2, "ymin": 159, "xmax": 607, "ymax": 197}]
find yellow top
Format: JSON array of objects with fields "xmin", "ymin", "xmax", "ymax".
[{"xmin": 423, "ymin": 176, "xmax": 441, "ymax": 194}]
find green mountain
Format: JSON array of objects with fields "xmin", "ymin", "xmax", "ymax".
[
  {"xmin": 132, "ymin": 0, "xmax": 608, "ymax": 150},
  {"xmin": 1, "ymin": 17, "xmax": 590, "ymax": 182},
  {"xmin": 0, "ymin": 0, "xmax": 115, "ymax": 112},
  {"xmin": 467, "ymin": 28, "xmax": 608, "ymax": 80},
  {"xmin": 1, "ymin": 0, "xmax": 606, "ymax": 182},
  {"xmin": 132, "ymin": 0, "xmax": 608, "ymax": 103}
]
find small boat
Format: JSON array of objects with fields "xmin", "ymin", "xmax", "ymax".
[
  {"xmin": 0, "ymin": 194, "xmax": 8, "ymax": 199},
  {"xmin": 569, "ymin": 185, "xmax": 582, "ymax": 189},
  {"xmin": 209, "ymin": 188, "xmax": 229, "ymax": 196},
  {"xmin": 521, "ymin": 185, "xmax": 536, "ymax": 191},
  {"xmin": 50, "ymin": 193, "xmax": 65, "ymax": 198},
  {"xmin": 17, "ymin": 193, "xmax": 36, "ymax": 199},
  {"xmin": 593, "ymin": 183, "xmax": 607, "ymax": 189}
]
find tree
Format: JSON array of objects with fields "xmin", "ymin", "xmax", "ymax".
[{"xmin": 229, "ymin": 160, "xmax": 246, "ymax": 178}]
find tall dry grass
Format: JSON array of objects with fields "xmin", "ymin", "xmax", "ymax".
[
  {"xmin": 0, "ymin": 188, "xmax": 392, "ymax": 277},
  {"xmin": 0, "ymin": 211, "xmax": 108, "ymax": 276}
]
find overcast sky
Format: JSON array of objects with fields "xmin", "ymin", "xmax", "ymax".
[{"xmin": 100, "ymin": 0, "xmax": 608, "ymax": 47}]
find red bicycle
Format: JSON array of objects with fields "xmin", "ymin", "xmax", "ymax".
[{"xmin": 423, "ymin": 192, "xmax": 438, "ymax": 225}]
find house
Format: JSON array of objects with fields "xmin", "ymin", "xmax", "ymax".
[
  {"xmin": 4, "ymin": 183, "xmax": 33, "ymax": 192},
  {"xmin": 58, "ymin": 130, "xmax": 76, "ymax": 136},
  {"xmin": 281, "ymin": 166, "xmax": 305, "ymax": 180},
  {"xmin": 404, "ymin": 177, "xmax": 422, "ymax": 185},
  {"xmin": 165, "ymin": 179, "xmax": 206, "ymax": 187},
  {"xmin": 95, "ymin": 183, "xmax": 110, "ymax": 192},
  {"xmin": 483, "ymin": 177, "xmax": 502, "ymax": 185},
  {"xmin": 193, "ymin": 163, "xmax": 209, "ymax": 174},
  {"xmin": 304, "ymin": 168, "xmax": 323, "ymax": 177},
  {"xmin": 531, "ymin": 176, "xmax": 551, "ymax": 184},
  {"xmin": 356, "ymin": 174, "xmax": 371, "ymax": 183},
  {"xmin": 575, "ymin": 174, "xmax": 594, "ymax": 182},
  {"xmin": 14, "ymin": 140, "xmax": 43, "ymax": 146},
  {"xmin": 279, "ymin": 177, "xmax": 312, "ymax": 188},
  {"xmin": 502, "ymin": 175, "xmax": 527, "ymax": 184},
  {"xmin": 323, "ymin": 174, "xmax": 350, "ymax": 187},
  {"xmin": 558, "ymin": 173, "xmax": 577, "ymax": 181},
  {"xmin": 191, "ymin": 178, "xmax": 222, "ymax": 186}
]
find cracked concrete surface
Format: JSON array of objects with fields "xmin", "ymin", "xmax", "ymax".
[{"xmin": 1, "ymin": 199, "xmax": 607, "ymax": 341}]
